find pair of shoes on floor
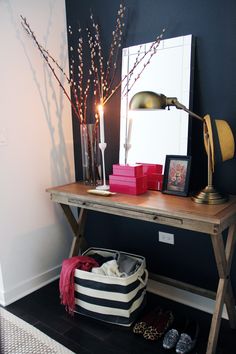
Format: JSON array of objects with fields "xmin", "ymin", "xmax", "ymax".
[
  {"xmin": 133, "ymin": 306, "xmax": 174, "ymax": 341},
  {"xmin": 162, "ymin": 317, "xmax": 199, "ymax": 353}
]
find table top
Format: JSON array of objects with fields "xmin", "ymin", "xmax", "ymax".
[{"xmin": 46, "ymin": 182, "xmax": 236, "ymax": 235}]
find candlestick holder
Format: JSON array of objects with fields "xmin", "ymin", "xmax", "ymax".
[{"xmin": 96, "ymin": 142, "xmax": 110, "ymax": 190}]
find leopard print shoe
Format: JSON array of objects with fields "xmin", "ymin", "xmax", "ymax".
[{"xmin": 133, "ymin": 321, "xmax": 148, "ymax": 334}]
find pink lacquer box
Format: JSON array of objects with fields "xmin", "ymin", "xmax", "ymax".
[
  {"xmin": 109, "ymin": 174, "xmax": 147, "ymax": 195},
  {"xmin": 112, "ymin": 164, "xmax": 143, "ymax": 177},
  {"xmin": 137, "ymin": 162, "xmax": 163, "ymax": 175},
  {"xmin": 137, "ymin": 163, "xmax": 163, "ymax": 191},
  {"xmin": 147, "ymin": 173, "xmax": 163, "ymax": 191},
  {"xmin": 109, "ymin": 164, "xmax": 147, "ymax": 195}
]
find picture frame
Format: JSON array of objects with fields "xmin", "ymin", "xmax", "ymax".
[{"xmin": 162, "ymin": 155, "xmax": 192, "ymax": 196}]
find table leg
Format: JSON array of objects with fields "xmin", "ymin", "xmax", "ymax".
[
  {"xmin": 207, "ymin": 225, "xmax": 236, "ymax": 354},
  {"xmin": 60, "ymin": 204, "xmax": 88, "ymax": 257},
  {"xmin": 223, "ymin": 224, "xmax": 236, "ymax": 327}
]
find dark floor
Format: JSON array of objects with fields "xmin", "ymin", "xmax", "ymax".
[{"xmin": 4, "ymin": 280, "xmax": 235, "ymax": 354}]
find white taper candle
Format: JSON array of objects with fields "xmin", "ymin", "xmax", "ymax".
[{"xmin": 98, "ymin": 105, "xmax": 105, "ymax": 143}]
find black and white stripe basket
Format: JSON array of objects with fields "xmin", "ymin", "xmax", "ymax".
[{"xmin": 74, "ymin": 248, "xmax": 148, "ymax": 326}]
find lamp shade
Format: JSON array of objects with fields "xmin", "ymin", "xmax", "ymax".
[{"xmin": 129, "ymin": 91, "xmax": 168, "ymax": 110}]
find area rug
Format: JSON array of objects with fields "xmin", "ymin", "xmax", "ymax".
[{"xmin": 0, "ymin": 307, "xmax": 75, "ymax": 353}]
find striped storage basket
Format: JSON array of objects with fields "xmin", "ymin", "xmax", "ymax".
[{"xmin": 74, "ymin": 248, "xmax": 148, "ymax": 326}]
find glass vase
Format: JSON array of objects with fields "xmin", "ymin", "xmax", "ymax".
[{"xmin": 80, "ymin": 123, "xmax": 101, "ymax": 185}]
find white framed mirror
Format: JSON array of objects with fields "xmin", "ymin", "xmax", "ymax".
[{"xmin": 119, "ymin": 34, "xmax": 194, "ymax": 167}]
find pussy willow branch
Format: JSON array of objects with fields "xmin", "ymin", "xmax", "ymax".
[
  {"xmin": 68, "ymin": 27, "xmax": 82, "ymax": 120},
  {"xmin": 89, "ymin": 3, "xmax": 127, "ymax": 106},
  {"xmin": 41, "ymin": 43, "xmax": 81, "ymax": 118},
  {"xmin": 20, "ymin": 15, "xmax": 81, "ymax": 121},
  {"xmin": 90, "ymin": 12, "xmax": 104, "ymax": 103},
  {"xmin": 68, "ymin": 25, "xmax": 92, "ymax": 124},
  {"xmin": 103, "ymin": 28, "xmax": 165, "ymax": 105},
  {"xmin": 121, "ymin": 44, "xmax": 143, "ymax": 96},
  {"xmin": 103, "ymin": 30, "xmax": 165, "ymax": 104},
  {"xmin": 122, "ymin": 29, "xmax": 166, "ymax": 97},
  {"xmin": 43, "ymin": 46, "xmax": 84, "ymax": 122},
  {"xmin": 87, "ymin": 27, "xmax": 101, "ymax": 106},
  {"xmin": 22, "ymin": 10, "xmax": 166, "ymax": 125},
  {"xmin": 104, "ymin": 4, "xmax": 126, "ymax": 97}
]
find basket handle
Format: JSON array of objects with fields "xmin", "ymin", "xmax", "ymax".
[{"xmin": 138, "ymin": 269, "xmax": 148, "ymax": 286}]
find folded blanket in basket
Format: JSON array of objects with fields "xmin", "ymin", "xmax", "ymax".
[{"xmin": 59, "ymin": 256, "xmax": 99, "ymax": 315}]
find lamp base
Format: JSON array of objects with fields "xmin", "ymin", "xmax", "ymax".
[{"xmin": 191, "ymin": 185, "xmax": 228, "ymax": 204}]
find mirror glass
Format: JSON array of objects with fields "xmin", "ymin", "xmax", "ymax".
[{"xmin": 119, "ymin": 35, "xmax": 194, "ymax": 167}]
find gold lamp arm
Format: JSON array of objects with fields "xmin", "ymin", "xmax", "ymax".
[{"xmin": 166, "ymin": 98, "xmax": 204, "ymax": 122}]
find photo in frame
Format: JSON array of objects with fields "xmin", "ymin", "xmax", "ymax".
[{"xmin": 162, "ymin": 155, "xmax": 192, "ymax": 196}]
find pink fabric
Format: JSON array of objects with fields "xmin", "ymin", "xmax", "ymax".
[{"xmin": 59, "ymin": 255, "xmax": 99, "ymax": 315}]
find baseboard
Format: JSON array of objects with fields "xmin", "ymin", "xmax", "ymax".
[
  {"xmin": 147, "ymin": 278, "xmax": 229, "ymax": 320},
  {"xmin": 0, "ymin": 289, "xmax": 5, "ymax": 306},
  {"xmin": 0, "ymin": 265, "xmax": 61, "ymax": 307}
]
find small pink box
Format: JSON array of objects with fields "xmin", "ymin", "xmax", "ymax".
[
  {"xmin": 137, "ymin": 163, "xmax": 163, "ymax": 175},
  {"xmin": 147, "ymin": 173, "xmax": 163, "ymax": 191},
  {"xmin": 109, "ymin": 175, "xmax": 147, "ymax": 195},
  {"xmin": 112, "ymin": 164, "xmax": 143, "ymax": 177}
]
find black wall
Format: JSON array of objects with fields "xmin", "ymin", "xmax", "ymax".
[{"xmin": 65, "ymin": 0, "xmax": 236, "ymax": 293}]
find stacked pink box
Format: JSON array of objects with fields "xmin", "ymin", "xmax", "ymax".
[
  {"xmin": 109, "ymin": 164, "xmax": 147, "ymax": 195},
  {"xmin": 137, "ymin": 163, "xmax": 163, "ymax": 191}
]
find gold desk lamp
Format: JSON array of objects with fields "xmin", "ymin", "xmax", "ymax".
[{"xmin": 129, "ymin": 91, "xmax": 235, "ymax": 204}]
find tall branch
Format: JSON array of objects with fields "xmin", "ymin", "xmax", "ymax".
[{"xmin": 20, "ymin": 15, "xmax": 81, "ymax": 121}]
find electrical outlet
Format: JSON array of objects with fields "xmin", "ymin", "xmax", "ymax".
[{"xmin": 158, "ymin": 231, "xmax": 174, "ymax": 245}]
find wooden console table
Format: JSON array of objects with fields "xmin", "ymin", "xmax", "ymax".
[{"xmin": 46, "ymin": 182, "xmax": 236, "ymax": 354}]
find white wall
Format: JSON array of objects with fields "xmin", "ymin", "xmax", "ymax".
[{"xmin": 0, "ymin": 0, "xmax": 75, "ymax": 305}]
